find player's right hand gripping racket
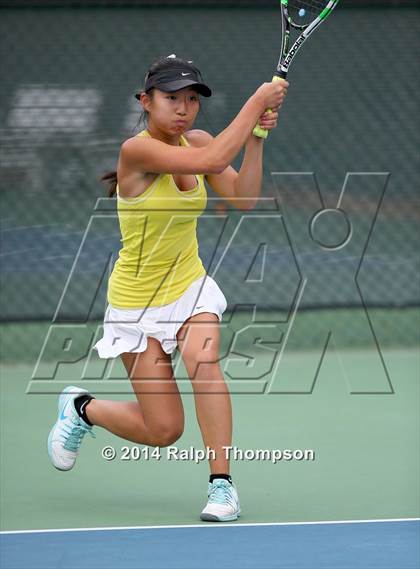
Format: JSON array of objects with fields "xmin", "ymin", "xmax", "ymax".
[{"xmin": 253, "ymin": 0, "xmax": 339, "ymax": 139}]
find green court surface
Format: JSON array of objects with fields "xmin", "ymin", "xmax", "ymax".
[{"xmin": 1, "ymin": 340, "xmax": 418, "ymax": 531}]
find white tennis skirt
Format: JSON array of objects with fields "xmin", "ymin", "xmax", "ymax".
[{"xmin": 93, "ymin": 275, "xmax": 227, "ymax": 358}]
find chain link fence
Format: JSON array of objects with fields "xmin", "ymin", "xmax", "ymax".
[{"xmin": 1, "ymin": 2, "xmax": 419, "ymax": 361}]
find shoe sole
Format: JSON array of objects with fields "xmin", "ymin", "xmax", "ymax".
[{"xmin": 200, "ymin": 510, "xmax": 241, "ymax": 522}]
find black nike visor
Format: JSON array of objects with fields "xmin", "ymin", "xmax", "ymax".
[{"xmin": 135, "ymin": 66, "xmax": 212, "ymax": 99}]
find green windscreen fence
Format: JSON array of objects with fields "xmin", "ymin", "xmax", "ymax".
[{"xmin": 0, "ymin": 2, "xmax": 419, "ymax": 359}]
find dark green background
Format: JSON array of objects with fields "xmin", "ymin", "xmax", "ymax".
[{"xmin": 1, "ymin": 6, "xmax": 419, "ymax": 324}]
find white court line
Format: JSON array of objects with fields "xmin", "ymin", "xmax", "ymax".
[{"xmin": 1, "ymin": 518, "xmax": 419, "ymax": 536}]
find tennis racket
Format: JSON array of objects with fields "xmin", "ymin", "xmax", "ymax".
[{"xmin": 254, "ymin": 0, "xmax": 339, "ymax": 139}]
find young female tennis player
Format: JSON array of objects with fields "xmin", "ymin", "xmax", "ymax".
[{"xmin": 48, "ymin": 55, "xmax": 288, "ymax": 522}]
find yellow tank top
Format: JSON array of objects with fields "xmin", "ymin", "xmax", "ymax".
[{"xmin": 108, "ymin": 129, "xmax": 207, "ymax": 308}]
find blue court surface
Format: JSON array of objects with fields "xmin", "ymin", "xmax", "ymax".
[{"xmin": 1, "ymin": 519, "xmax": 419, "ymax": 569}]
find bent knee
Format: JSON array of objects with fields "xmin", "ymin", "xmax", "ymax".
[
  {"xmin": 147, "ymin": 424, "xmax": 184, "ymax": 447},
  {"xmin": 186, "ymin": 350, "xmax": 221, "ymax": 367}
]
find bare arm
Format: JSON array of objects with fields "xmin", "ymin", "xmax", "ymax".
[
  {"xmin": 186, "ymin": 104, "xmax": 282, "ymax": 210},
  {"xmin": 120, "ymin": 81, "xmax": 287, "ymax": 175},
  {"xmin": 232, "ymin": 106, "xmax": 282, "ymax": 207},
  {"xmin": 232, "ymin": 135, "xmax": 265, "ymax": 210}
]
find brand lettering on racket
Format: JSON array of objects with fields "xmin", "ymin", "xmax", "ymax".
[{"xmin": 283, "ymin": 35, "xmax": 306, "ymax": 69}]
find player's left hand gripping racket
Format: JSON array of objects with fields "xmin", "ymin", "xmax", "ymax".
[{"xmin": 254, "ymin": 0, "xmax": 339, "ymax": 139}]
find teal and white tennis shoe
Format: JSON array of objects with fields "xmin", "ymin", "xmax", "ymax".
[
  {"xmin": 200, "ymin": 479, "xmax": 241, "ymax": 522},
  {"xmin": 47, "ymin": 385, "xmax": 95, "ymax": 471}
]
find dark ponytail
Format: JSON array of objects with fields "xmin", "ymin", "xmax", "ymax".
[
  {"xmin": 101, "ymin": 171, "xmax": 118, "ymax": 198},
  {"xmin": 101, "ymin": 54, "xmax": 205, "ymax": 199}
]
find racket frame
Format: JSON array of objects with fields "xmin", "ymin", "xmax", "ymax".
[{"xmin": 278, "ymin": 0, "xmax": 339, "ymax": 77}]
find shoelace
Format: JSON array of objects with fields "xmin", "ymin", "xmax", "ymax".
[
  {"xmin": 61, "ymin": 414, "xmax": 96, "ymax": 452},
  {"xmin": 208, "ymin": 480, "xmax": 235, "ymax": 506}
]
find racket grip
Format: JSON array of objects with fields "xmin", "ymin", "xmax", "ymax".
[{"xmin": 253, "ymin": 75, "xmax": 284, "ymax": 140}]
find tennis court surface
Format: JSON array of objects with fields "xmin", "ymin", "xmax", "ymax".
[
  {"xmin": 1, "ymin": 343, "xmax": 419, "ymax": 568},
  {"xmin": 2, "ymin": 520, "xmax": 419, "ymax": 569}
]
